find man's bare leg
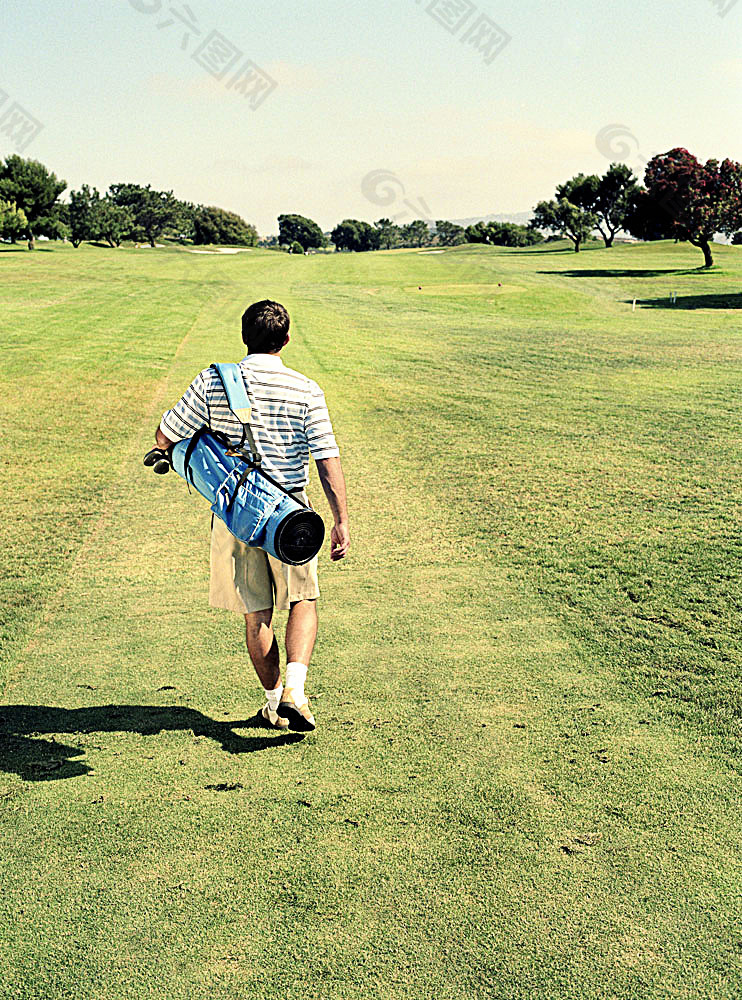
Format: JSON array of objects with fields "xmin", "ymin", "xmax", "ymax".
[
  {"xmin": 279, "ymin": 599, "xmax": 318, "ymax": 730},
  {"xmin": 245, "ymin": 608, "xmax": 280, "ymax": 690},
  {"xmin": 285, "ymin": 599, "xmax": 318, "ymax": 666}
]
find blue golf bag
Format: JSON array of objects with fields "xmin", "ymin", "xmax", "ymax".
[{"xmin": 149, "ymin": 363, "xmax": 325, "ymax": 566}]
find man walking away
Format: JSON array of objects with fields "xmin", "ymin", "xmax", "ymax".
[{"xmin": 155, "ymin": 300, "xmax": 349, "ymax": 732}]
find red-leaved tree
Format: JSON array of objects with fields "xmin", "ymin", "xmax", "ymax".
[{"xmin": 636, "ymin": 148, "xmax": 742, "ymax": 267}]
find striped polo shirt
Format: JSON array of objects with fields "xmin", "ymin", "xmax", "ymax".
[{"xmin": 159, "ymin": 353, "xmax": 339, "ymax": 489}]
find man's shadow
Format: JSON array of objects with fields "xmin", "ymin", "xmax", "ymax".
[{"xmin": 0, "ymin": 704, "xmax": 305, "ymax": 781}]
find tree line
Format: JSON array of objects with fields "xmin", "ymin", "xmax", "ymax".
[
  {"xmin": 270, "ymin": 149, "xmax": 742, "ymax": 267},
  {"xmin": 1, "ymin": 147, "xmax": 740, "ymax": 267},
  {"xmin": 0, "ymin": 156, "xmax": 257, "ymax": 250},
  {"xmin": 270, "ymin": 214, "xmax": 543, "ymax": 253}
]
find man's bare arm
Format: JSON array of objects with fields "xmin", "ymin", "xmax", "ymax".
[
  {"xmin": 315, "ymin": 456, "xmax": 350, "ymax": 561},
  {"xmin": 156, "ymin": 427, "xmax": 175, "ymax": 451}
]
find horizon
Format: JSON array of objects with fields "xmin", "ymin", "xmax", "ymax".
[{"xmin": 1, "ymin": 0, "xmax": 740, "ymax": 234}]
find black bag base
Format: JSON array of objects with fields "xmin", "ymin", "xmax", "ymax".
[{"xmin": 274, "ymin": 509, "xmax": 326, "ymax": 565}]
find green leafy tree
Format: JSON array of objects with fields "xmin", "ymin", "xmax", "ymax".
[
  {"xmin": 465, "ymin": 219, "xmax": 543, "ymax": 247},
  {"xmin": 485, "ymin": 221, "xmax": 543, "ymax": 246},
  {"xmin": 557, "ymin": 166, "xmax": 639, "ymax": 247},
  {"xmin": 169, "ymin": 200, "xmax": 196, "ymax": 243},
  {"xmin": 626, "ymin": 148, "xmax": 742, "ymax": 267},
  {"xmin": 593, "ymin": 164, "xmax": 640, "ymax": 247},
  {"xmin": 622, "ymin": 189, "xmax": 674, "ymax": 243},
  {"xmin": 374, "ymin": 218, "xmax": 401, "ymax": 249},
  {"xmin": 68, "ymin": 184, "xmax": 101, "ymax": 247},
  {"xmin": 331, "ymin": 219, "xmax": 380, "ymax": 252},
  {"xmin": 464, "ymin": 221, "xmax": 489, "ymax": 244},
  {"xmin": 0, "ymin": 155, "xmax": 66, "ymax": 249},
  {"xmin": 37, "ymin": 203, "xmax": 71, "ymax": 242},
  {"xmin": 556, "ymin": 174, "xmax": 598, "ymax": 209},
  {"xmin": 192, "ymin": 205, "xmax": 258, "ymax": 246},
  {"xmin": 94, "ymin": 198, "xmax": 135, "ymax": 247},
  {"xmin": 331, "ymin": 220, "xmax": 358, "ymax": 251},
  {"xmin": 401, "ymin": 219, "xmax": 431, "ymax": 247},
  {"xmin": 531, "ymin": 197, "xmax": 597, "ymax": 252},
  {"xmin": 289, "ymin": 240, "xmax": 305, "ymax": 254},
  {"xmin": 277, "ymin": 213, "xmax": 324, "ymax": 250},
  {"xmin": 0, "ymin": 199, "xmax": 27, "ymax": 241},
  {"xmin": 435, "ymin": 220, "xmax": 466, "ymax": 246},
  {"xmin": 108, "ymin": 183, "xmax": 180, "ymax": 246}
]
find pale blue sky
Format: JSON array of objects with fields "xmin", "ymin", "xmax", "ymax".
[{"xmin": 2, "ymin": 0, "xmax": 740, "ymax": 234}]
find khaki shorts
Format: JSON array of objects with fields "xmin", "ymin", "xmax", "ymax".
[{"xmin": 209, "ymin": 496, "xmax": 320, "ymax": 614}]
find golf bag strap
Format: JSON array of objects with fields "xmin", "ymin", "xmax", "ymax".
[
  {"xmin": 208, "ymin": 363, "xmax": 310, "ymax": 512},
  {"xmin": 253, "ymin": 465, "xmax": 310, "ymax": 510},
  {"xmin": 210, "ymin": 362, "xmax": 260, "ymax": 458},
  {"xmin": 226, "ymin": 463, "xmax": 254, "ymax": 512},
  {"xmin": 182, "ymin": 427, "xmax": 209, "ymax": 486},
  {"xmin": 225, "ymin": 458, "xmax": 310, "ymax": 513}
]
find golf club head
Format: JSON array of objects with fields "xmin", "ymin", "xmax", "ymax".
[{"xmin": 143, "ymin": 448, "xmax": 171, "ymax": 474}]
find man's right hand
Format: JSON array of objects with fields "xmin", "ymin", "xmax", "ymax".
[
  {"xmin": 316, "ymin": 457, "xmax": 350, "ymax": 562},
  {"xmin": 330, "ymin": 523, "xmax": 350, "ymax": 561}
]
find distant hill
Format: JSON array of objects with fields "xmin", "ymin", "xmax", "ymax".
[{"xmin": 451, "ymin": 212, "xmax": 533, "ymax": 228}]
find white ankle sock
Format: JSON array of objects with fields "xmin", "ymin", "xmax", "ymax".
[
  {"xmin": 264, "ymin": 683, "xmax": 283, "ymax": 712},
  {"xmin": 285, "ymin": 662, "xmax": 308, "ymax": 706}
]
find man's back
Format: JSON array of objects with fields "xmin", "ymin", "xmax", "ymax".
[{"xmin": 160, "ymin": 353, "xmax": 339, "ymax": 489}]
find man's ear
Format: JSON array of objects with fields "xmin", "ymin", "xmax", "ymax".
[{"xmin": 283, "ymin": 333, "xmax": 290, "ymax": 348}]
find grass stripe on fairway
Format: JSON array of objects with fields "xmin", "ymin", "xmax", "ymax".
[{"xmin": 1, "ymin": 240, "xmax": 740, "ymax": 999}]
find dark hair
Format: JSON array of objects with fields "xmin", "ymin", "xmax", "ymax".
[{"xmin": 241, "ymin": 300, "xmax": 290, "ymax": 353}]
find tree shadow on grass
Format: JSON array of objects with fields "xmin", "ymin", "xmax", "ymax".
[
  {"xmin": 513, "ymin": 245, "xmax": 605, "ymax": 255},
  {"xmin": 537, "ymin": 267, "xmax": 702, "ymax": 278},
  {"xmin": 628, "ymin": 292, "xmax": 742, "ymax": 310},
  {"xmin": 0, "ymin": 704, "xmax": 305, "ymax": 781},
  {"xmin": 0, "ymin": 246, "xmax": 54, "ymax": 253}
]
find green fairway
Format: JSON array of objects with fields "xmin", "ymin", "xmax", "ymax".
[{"xmin": 1, "ymin": 239, "xmax": 740, "ymax": 999}]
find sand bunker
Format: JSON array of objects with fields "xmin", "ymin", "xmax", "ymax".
[{"xmin": 186, "ymin": 247, "xmax": 253, "ymax": 255}]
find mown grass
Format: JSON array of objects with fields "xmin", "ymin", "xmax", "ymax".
[{"xmin": 0, "ymin": 239, "xmax": 740, "ymax": 999}]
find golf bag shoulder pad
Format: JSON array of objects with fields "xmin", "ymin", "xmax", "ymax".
[{"xmin": 211, "ymin": 362, "xmax": 251, "ymax": 424}]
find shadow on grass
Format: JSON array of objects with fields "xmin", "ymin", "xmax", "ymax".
[
  {"xmin": 537, "ymin": 267, "xmax": 702, "ymax": 278},
  {"xmin": 0, "ymin": 246, "xmax": 55, "ymax": 253},
  {"xmin": 513, "ymin": 245, "xmax": 605, "ymax": 255},
  {"xmin": 629, "ymin": 293, "xmax": 742, "ymax": 310},
  {"xmin": 512, "ymin": 247, "xmax": 587, "ymax": 255},
  {"xmin": 0, "ymin": 704, "xmax": 305, "ymax": 781}
]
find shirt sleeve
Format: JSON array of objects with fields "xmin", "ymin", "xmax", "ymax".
[
  {"xmin": 159, "ymin": 371, "xmax": 210, "ymax": 442},
  {"xmin": 305, "ymin": 381, "xmax": 340, "ymax": 460}
]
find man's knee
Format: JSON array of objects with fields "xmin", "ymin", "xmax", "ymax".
[
  {"xmin": 245, "ymin": 607, "xmax": 273, "ymax": 633},
  {"xmin": 288, "ymin": 599, "xmax": 318, "ymax": 623},
  {"xmin": 289, "ymin": 598, "xmax": 317, "ymax": 611}
]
